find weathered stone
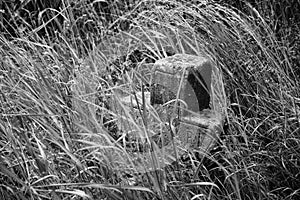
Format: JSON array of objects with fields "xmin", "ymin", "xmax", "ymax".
[
  {"xmin": 151, "ymin": 54, "xmax": 212, "ymax": 116},
  {"xmin": 150, "ymin": 53, "xmax": 224, "ymax": 153},
  {"xmin": 106, "ymin": 53, "xmax": 226, "ymax": 173}
]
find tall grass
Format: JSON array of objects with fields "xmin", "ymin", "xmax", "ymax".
[{"xmin": 1, "ymin": 0, "xmax": 299, "ymax": 199}]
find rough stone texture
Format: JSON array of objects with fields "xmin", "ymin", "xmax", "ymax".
[
  {"xmin": 106, "ymin": 53, "xmax": 226, "ymax": 173},
  {"xmin": 149, "ymin": 53, "xmax": 224, "ymax": 158},
  {"xmin": 151, "ymin": 54, "xmax": 212, "ymax": 118}
]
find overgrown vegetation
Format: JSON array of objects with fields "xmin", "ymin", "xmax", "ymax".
[{"xmin": 1, "ymin": 0, "xmax": 299, "ymax": 199}]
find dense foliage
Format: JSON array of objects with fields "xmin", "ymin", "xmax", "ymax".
[{"xmin": 1, "ymin": 0, "xmax": 299, "ymax": 200}]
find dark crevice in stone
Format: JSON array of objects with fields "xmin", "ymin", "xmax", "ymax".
[{"xmin": 187, "ymin": 70, "xmax": 210, "ymax": 111}]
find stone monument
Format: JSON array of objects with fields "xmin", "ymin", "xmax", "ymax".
[{"xmin": 107, "ymin": 53, "xmax": 226, "ymax": 173}]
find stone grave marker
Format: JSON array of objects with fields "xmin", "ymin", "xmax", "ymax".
[{"xmin": 106, "ymin": 53, "xmax": 226, "ymax": 173}]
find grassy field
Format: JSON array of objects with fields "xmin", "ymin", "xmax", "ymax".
[{"xmin": 1, "ymin": 0, "xmax": 300, "ymax": 199}]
